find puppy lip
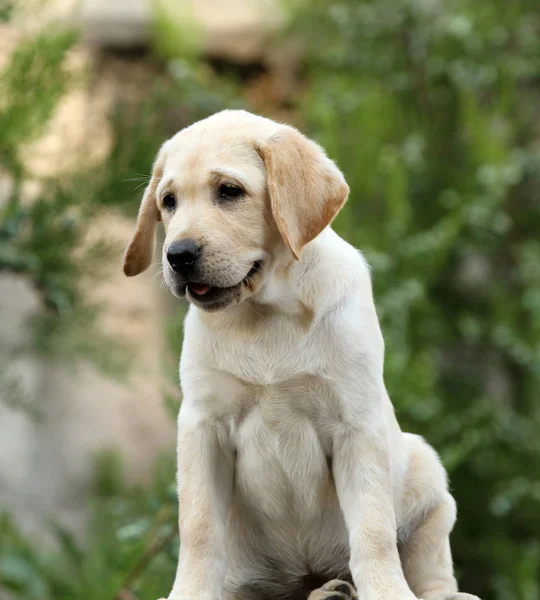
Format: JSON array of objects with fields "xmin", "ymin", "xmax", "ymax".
[{"xmin": 185, "ymin": 260, "xmax": 263, "ymax": 305}]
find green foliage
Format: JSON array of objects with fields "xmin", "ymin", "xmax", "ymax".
[
  {"xmin": 0, "ymin": 28, "xmax": 76, "ymax": 176},
  {"xmin": 150, "ymin": 0, "xmax": 203, "ymax": 60},
  {"xmin": 0, "ymin": 0, "xmax": 15, "ymax": 22},
  {"xmin": 0, "ymin": 29, "xmax": 134, "ymax": 369},
  {"xmin": 290, "ymin": 0, "xmax": 540, "ymax": 597},
  {"xmin": 0, "ymin": 452, "xmax": 178, "ymax": 600}
]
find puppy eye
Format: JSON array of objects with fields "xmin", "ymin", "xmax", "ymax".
[
  {"xmin": 218, "ymin": 183, "xmax": 243, "ymax": 200},
  {"xmin": 163, "ymin": 193, "xmax": 176, "ymax": 210}
]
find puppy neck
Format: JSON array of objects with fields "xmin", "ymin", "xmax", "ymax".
[{"xmin": 247, "ymin": 228, "xmax": 342, "ymax": 321}]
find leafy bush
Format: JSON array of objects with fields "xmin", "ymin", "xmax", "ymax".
[{"xmin": 0, "ymin": 453, "xmax": 178, "ymax": 600}]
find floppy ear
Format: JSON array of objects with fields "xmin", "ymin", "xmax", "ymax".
[
  {"xmin": 257, "ymin": 127, "xmax": 349, "ymax": 260},
  {"xmin": 123, "ymin": 154, "xmax": 165, "ymax": 277}
]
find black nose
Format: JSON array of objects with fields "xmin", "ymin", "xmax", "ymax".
[{"xmin": 167, "ymin": 239, "xmax": 201, "ymax": 274}]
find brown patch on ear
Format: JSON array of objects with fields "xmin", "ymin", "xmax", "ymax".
[
  {"xmin": 123, "ymin": 159, "xmax": 164, "ymax": 277},
  {"xmin": 257, "ymin": 127, "xmax": 349, "ymax": 260}
]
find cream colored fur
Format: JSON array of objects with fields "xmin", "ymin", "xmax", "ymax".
[{"xmin": 123, "ymin": 110, "xmax": 480, "ymax": 600}]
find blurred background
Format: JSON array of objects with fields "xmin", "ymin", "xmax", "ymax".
[{"xmin": 1, "ymin": 0, "xmax": 539, "ymax": 598}]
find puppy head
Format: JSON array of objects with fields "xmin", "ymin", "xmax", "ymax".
[{"xmin": 123, "ymin": 110, "xmax": 349, "ymax": 311}]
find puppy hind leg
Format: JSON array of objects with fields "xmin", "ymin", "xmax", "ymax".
[
  {"xmin": 400, "ymin": 495, "xmax": 461, "ymax": 600},
  {"xmin": 399, "ymin": 437, "xmax": 480, "ymax": 600}
]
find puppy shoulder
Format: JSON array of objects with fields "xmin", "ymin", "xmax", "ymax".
[{"xmin": 300, "ymin": 228, "xmax": 374, "ymax": 314}]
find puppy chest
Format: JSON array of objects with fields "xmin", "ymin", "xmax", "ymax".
[
  {"xmin": 231, "ymin": 376, "xmax": 339, "ymax": 518},
  {"xmin": 209, "ymin": 317, "xmax": 329, "ymax": 386}
]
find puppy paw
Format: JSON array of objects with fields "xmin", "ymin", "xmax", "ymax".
[{"xmin": 308, "ymin": 579, "xmax": 358, "ymax": 600}]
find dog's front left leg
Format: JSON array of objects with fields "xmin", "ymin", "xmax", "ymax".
[
  {"xmin": 166, "ymin": 412, "xmax": 234, "ymax": 600},
  {"xmin": 333, "ymin": 407, "xmax": 416, "ymax": 600}
]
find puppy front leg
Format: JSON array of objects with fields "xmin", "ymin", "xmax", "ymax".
[
  {"xmin": 167, "ymin": 414, "xmax": 234, "ymax": 600},
  {"xmin": 333, "ymin": 421, "xmax": 415, "ymax": 600}
]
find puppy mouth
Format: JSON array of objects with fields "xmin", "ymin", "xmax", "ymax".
[{"xmin": 185, "ymin": 260, "xmax": 263, "ymax": 307}]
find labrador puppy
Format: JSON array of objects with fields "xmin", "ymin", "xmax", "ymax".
[{"xmin": 123, "ymin": 110, "xmax": 479, "ymax": 600}]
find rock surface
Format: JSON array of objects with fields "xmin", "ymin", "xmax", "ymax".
[{"xmin": 78, "ymin": 0, "xmax": 283, "ymax": 62}]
